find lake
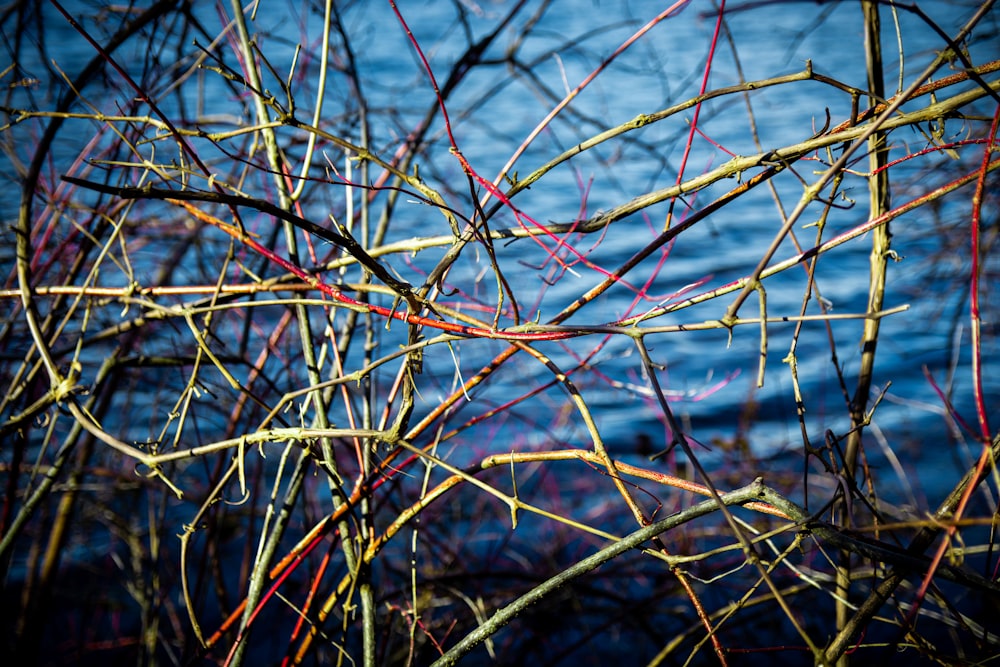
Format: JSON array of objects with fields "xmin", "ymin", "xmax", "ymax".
[{"xmin": 2, "ymin": 0, "xmax": 998, "ymax": 664}]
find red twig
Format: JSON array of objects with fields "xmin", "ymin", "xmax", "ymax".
[
  {"xmin": 166, "ymin": 199, "xmax": 577, "ymax": 341},
  {"xmin": 968, "ymin": 104, "xmax": 999, "ymax": 441},
  {"xmin": 674, "ymin": 0, "xmax": 726, "ymax": 189}
]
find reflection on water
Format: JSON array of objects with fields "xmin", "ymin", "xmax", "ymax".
[{"xmin": 2, "ymin": 0, "xmax": 998, "ymax": 664}]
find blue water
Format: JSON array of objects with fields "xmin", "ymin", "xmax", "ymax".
[{"xmin": 3, "ymin": 0, "xmax": 998, "ymax": 663}]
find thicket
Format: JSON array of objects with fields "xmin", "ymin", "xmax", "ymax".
[{"xmin": 1, "ymin": 1, "xmax": 998, "ymax": 665}]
